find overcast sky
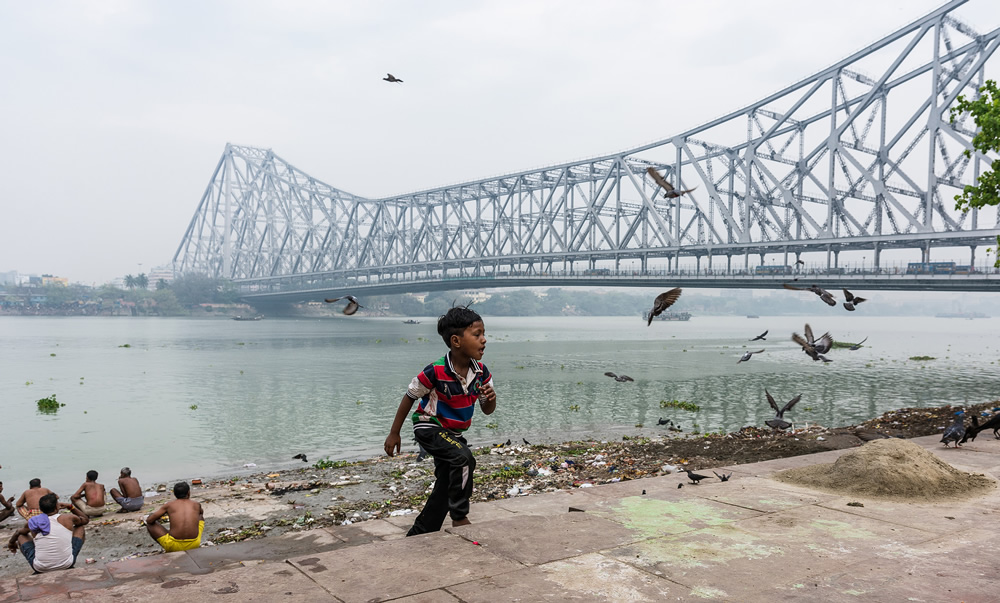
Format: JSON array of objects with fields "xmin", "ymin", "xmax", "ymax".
[{"xmin": 1, "ymin": 0, "xmax": 995, "ymax": 285}]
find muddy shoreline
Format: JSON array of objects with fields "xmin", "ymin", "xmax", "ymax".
[{"xmin": 1, "ymin": 400, "xmax": 996, "ymax": 580}]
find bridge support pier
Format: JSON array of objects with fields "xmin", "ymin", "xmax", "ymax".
[
  {"xmin": 970, "ymin": 246, "xmax": 976, "ymax": 267},
  {"xmin": 874, "ymin": 243, "xmax": 881, "ymax": 269}
]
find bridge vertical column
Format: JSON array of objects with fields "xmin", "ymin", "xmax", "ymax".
[{"xmin": 873, "ymin": 242, "xmax": 881, "ymax": 269}]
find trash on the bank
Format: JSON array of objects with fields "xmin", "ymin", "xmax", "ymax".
[
  {"xmin": 471, "ymin": 541, "xmax": 481, "ymax": 546},
  {"xmin": 143, "ymin": 491, "xmax": 157, "ymax": 498},
  {"xmin": 610, "ymin": 477, "xmax": 621, "ymax": 482},
  {"xmin": 266, "ymin": 473, "xmax": 280, "ymax": 478},
  {"xmin": 191, "ymin": 479, "xmax": 202, "ymax": 485},
  {"xmin": 536, "ymin": 467, "xmax": 553, "ymax": 476},
  {"xmin": 389, "ymin": 509, "xmax": 415, "ymax": 517},
  {"xmin": 817, "ymin": 436, "xmax": 826, "ymax": 441},
  {"xmin": 507, "ymin": 486, "xmax": 521, "ymax": 497},
  {"xmin": 847, "ymin": 501, "xmax": 864, "ymax": 507},
  {"xmin": 156, "ymin": 485, "xmax": 167, "ymax": 492},
  {"xmin": 85, "ymin": 558, "xmax": 96, "ymax": 564},
  {"xmin": 243, "ymin": 463, "xmax": 257, "ymax": 468},
  {"xmin": 402, "ymin": 469, "xmax": 424, "ymax": 479}
]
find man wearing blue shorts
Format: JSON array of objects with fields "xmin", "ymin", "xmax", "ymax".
[{"xmin": 6, "ymin": 493, "xmax": 88, "ymax": 573}]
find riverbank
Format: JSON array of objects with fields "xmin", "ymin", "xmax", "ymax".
[{"xmin": 2, "ymin": 399, "xmax": 996, "ymax": 580}]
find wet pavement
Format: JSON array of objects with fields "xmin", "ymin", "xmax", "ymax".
[{"xmin": 3, "ymin": 433, "xmax": 1000, "ymax": 602}]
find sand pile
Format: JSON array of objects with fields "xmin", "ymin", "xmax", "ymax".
[{"xmin": 774, "ymin": 439, "xmax": 995, "ymax": 501}]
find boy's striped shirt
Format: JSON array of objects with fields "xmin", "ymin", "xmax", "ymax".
[{"xmin": 406, "ymin": 353, "xmax": 492, "ymax": 432}]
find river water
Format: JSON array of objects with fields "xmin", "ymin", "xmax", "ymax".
[{"xmin": 1, "ymin": 315, "xmax": 997, "ymax": 494}]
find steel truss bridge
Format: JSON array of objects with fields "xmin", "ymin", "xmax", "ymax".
[{"xmin": 174, "ymin": 0, "xmax": 1000, "ymax": 302}]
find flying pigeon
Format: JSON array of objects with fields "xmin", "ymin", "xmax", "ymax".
[
  {"xmin": 737, "ymin": 349, "xmax": 765, "ymax": 364},
  {"xmin": 792, "ymin": 323, "xmax": 833, "ymax": 362},
  {"xmin": 324, "ymin": 295, "xmax": 363, "ymax": 315},
  {"xmin": 941, "ymin": 412, "xmax": 966, "ymax": 447},
  {"xmin": 292, "ymin": 453, "xmax": 308, "ymax": 463},
  {"xmin": 847, "ymin": 337, "xmax": 868, "ymax": 350},
  {"xmin": 750, "ymin": 330, "xmax": 768, "ymax": 341},
  {"xmin": 646, "ymin": 288, "xmax": 682, "ymax": 326},
  {"xmin": 795, "ymin": 259, "xmax": 805, "ymax": 265},
  {"xmin": 383, "ymin": 73, "xmax": 403, "ymax": 83},
  {"xmin": 764, "ymin": 389, "xmax": 802, "ymax": 430},
  {"xmin": 614, "ymin": 375, "xmax": 634, "ymax": 382},
  {"xmin": 713, "ymin": 471, "xmax": 732, "ymax": 482},
  {"xmin": 842, "ymin": 288, "xmax": 867, "ymax": 311},
  {"xmin": 647, "ymin": 167, "xmax": 697, "ymax": 199},
  {"xmin": 604, "ymin": 372, "xmax": 617, "ymax": 378},
  {"xmin": 783, "ymin": 282, "xmax": 837, "ymax": 306},
  {"xmin": 685, "ymin": 470, "xmax": 711, "ymax": 484}
]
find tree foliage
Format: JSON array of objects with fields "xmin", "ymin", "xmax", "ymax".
[{"xmin": 950, "ymin": 79, "xmax": 1000, "ymax": 266}]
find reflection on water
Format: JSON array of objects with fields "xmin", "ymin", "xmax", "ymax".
[{"xmin": 0, "ymin": 315, "xmax": 997, "ymax": 493}]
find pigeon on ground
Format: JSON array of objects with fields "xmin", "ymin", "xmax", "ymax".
[
  {"xmin": 713, "ymin": 471, "xmax": 732, "ymax": 482},
  {"xmin": 764, "ymin": 389, "xmax": 802, "ymax": 430},
  {"xmin": 959, "ymin": 416, "xmax": 981, "ymax": 444},
  {"xmin": 292, "ymin": 453, "xmax": 308, "ymax": 463},
  {"xmin": 686, "ymin": 470, "xmax": 711, "ymax": 484},
  {"xmin": 324, "ymin": 295, "xmax": 363, "ymax": 315},
  {"xmin": 848, "ymin": 337, "xmax": 868, "ymax": 351},
  {"xmin": 961, "ymin": 412, "xmax": 1000, "ymax": 443},
  {"xmin": 646, "ymin": 167, "xmax": 697, "ymax": 199},
  {"xmin": 505, "ymin": 439, "xmax": 512, "ymax": 446},
  {"xmin": 792, "ymin": 323, "xmax": 833, "ymax": 362},
  {"xmin": 750, "ymin": 330, "xmax": 768, "ymax": 341},
  {"xmin": 657, "ymin": 417, "xmax": 674, "ymax": 426},
  {"xmin": 523, "ymin": 438, "xmax": 531, "ymax": 445},
  {"xmin": 646, "ymin": 288, "xmax": 682, "ymax": 326},
  {"xmin": 842, "ymin": 289, "xmax": 867, "ymax": 312},
  {"xmin": 737, "ymin": 349, "xmax": 765, "ymax": 364},
  {"xmin": 941, "ymin": 412, "xmax": 966, "ymax": 447},
  {"xmin": 783, "ymin": 283, "xmax": 837, "ymax": 306},
  {"xmin": 383, "ymin": 73, "xmax": 403, "ymax": 83},
  {"xmin": 677, "ymin": 483, "xmax": 684, "ymax": 489}
]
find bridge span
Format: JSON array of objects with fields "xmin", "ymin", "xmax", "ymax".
[{"xmin": 174, "ymin": 1, "xmax": 1000, "ymax": 302}]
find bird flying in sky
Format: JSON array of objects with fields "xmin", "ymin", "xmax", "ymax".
[
  {"xmin": 324, "ymin": 295, "xmax": 363, "ymax": 315},
  {"xmin": 764, "ymin": 389, "xmax": 802, "ymax": 430},
  {"xmin": 383, "ymin": 73, "xmax": 403, "ymax": 83},
  {"xmin": 646, "ymin": 167, "xmax": 697, "ymax": 199},
  {"xmin": 646, "ymin": 288, "xmax": 682, "ymax": 326}
]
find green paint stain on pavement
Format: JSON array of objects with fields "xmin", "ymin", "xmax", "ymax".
[
  {"xmin": 628, "ymin": 525, "xmax": 783, "ymax": 569},
  {"xmin": 691, "ymin": 586, "xmax": 729, "ymax": 598},
  {"xmin": 612, "ymin": 497, "xmax": 742, "ymax": 538}
]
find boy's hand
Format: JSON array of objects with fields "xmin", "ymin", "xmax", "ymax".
[
  {"xmin": 384, "ymin": 433, "xmax": 402, "ymax": 457},
  {"xmin": 480, "ymin": 383, "xmax": 496, "ymax": 405}
]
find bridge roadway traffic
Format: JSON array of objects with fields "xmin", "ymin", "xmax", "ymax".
[{"xmin": 236, "ymin": 267, "xmax": 1000, "ymax": 304}]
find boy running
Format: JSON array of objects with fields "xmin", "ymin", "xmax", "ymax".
[{"xmin": 384, "ymin": 306, "xmax": 496, "ymax": 536}]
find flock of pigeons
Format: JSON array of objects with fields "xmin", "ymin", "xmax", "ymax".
[
  {"xmin": 643, "ymin": 284, "xmax": 872, "ymax": 433},
  {"xmin": 940, "ymin": 408, "xmax": 1000, "ymax": 447}
]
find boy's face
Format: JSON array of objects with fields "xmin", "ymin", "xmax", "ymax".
[{"xmin": 453, "ymin": 320, "xmax": 487, "ymax": 361}]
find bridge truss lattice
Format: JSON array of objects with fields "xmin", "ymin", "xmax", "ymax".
[{"xmin": 174, "ymin": 0, "xmax": 1000, "ymax": 289}]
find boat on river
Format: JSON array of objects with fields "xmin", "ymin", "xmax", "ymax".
[
  {"xmin": 232, "ymin": 315, "xmax": 264, "ymax": 321},
  {"xmin": 402, "ymin": 319, "xmax": 421, "ymax": 324}
]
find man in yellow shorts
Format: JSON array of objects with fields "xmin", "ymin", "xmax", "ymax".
[{"xmin": 144, "ymin": 481, "xmax": 204, "ymax": 552}]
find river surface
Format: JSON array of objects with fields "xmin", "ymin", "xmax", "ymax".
[{"xmin": 1, "ymin": 315, "xmax": 997, "ymax": 494}]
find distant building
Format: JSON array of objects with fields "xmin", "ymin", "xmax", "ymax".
[
  {"xmin": 147, "ymin": 266, "xmax": 175, "ymax": 286},
  {"xmin": 0, "ymin": 270, "xmax": 18, "ymax": 286},
  {"xmin": 40, "ymin": 275, "xmax": 69, "ymax": 287},
  {"xmin": 459, "ymin": 290, "xmax": 491, "ymax": 303}
]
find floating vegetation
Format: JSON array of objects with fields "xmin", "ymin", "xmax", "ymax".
[
  {"xmin": 49, "ymin": 353, "xmax": 56, "ymax": 357},
  {"xmin": 239, "ymin": 370, "xmax": 244, "ymax": 375},
  {"xmin": 25, "ymin": 381, "xmax": 33, "ymax": 386},
  {"xmin": 909, "ymin": 356, "xmax": 936, "ymax": 361},
  {"xmin": 118, "ymin": 344, "xmax": 131, "ymax": 348},
  {"xmin": 514, "ymin": 365, "xmax": 525, "ymax": 369},
  {"xmin": 568, "ymin": 404, "xmax": 580, "ymax": 411},
  {"xmin": 37, "ymin": 395, "xmax": 64, "ymax": 414},
  {"xmin": 189, "ymin": 404, "xmax": 199, "ymax": 410},
  {"xmin": 356, "ymin": 400, "xmax": 363, "ymax": 405},
  {"xmin": 635, "ymin": 423, "xmax": 644, "ymax": 428},
  {"xmin": 237, "ymin": 342, "xmax": 245, "ymax": 346},
  {"xmin": 659, "ymin": 399, "xmax": 700, "ymax": 412},
  {"xmin": 313, "ymin": 458, "xmax": 349, "ymax": 470},
  {"xmin": 485, "ymin": 422, "xmax": 498, "ymax": 429}
]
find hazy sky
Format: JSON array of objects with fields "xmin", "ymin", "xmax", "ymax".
[{"xmin": 1, "ymin": 0, "xmax": 995, "ymax": 284}]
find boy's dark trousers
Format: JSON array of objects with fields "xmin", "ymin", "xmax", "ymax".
[{"xmin": 406, "ymin": 425, "xmax": 476, "ymax": 536}]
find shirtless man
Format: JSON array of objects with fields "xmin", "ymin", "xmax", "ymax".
[
  {"xmin": 109, "ymin": 467, "xmax": 144, "ymax": 513},
  {"xmin": 70, "ymin": 470, "xmax": 106, "ymax": 518},
  {"xmin": 15, "ymin": 479, "xmax": 54, "ymax": 520},
  {"xmin": 144, "ymin": 482, "xmax": 204, "ymax": 552},
  {"xmin": 7, "ymin": 493, "xmax": 89, "ymax": 573},
  {"xmin": 0, "ymin": 482, "xmax": 14, "ymax": 524}
]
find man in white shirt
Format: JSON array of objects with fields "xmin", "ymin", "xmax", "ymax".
[{"xmin": 6, "ymin": 493, "xmax": 88, "ymax": 573}]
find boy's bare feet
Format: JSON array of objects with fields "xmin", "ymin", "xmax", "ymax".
[{"xmin": 452, "ymin": 518, "xmax": 471, "ymax": 527}]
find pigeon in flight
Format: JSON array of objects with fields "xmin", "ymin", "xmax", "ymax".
[
  {"xmin": 792, "ymin": 323, "xmax": 833, "ymax": 362},
  {"xmin": 795, "ymin": 259, "xmax": 805, "ymax": 265},
  {"xmin": 605, "ymin": 372, "xmax": 634, "ymax": 382},
  {"xmin": 940, "ymin": 412, "xmax": 966, "ymax": 447},
  {"xmin": 842, "ymin": 288, "xmax": 867, "ymax": 311},
  {"xmin": 646, "ymin": 167, "xmax": 697, "ymax": 199},
  {"xmin": 783, "ymin": 282, "xmax": 837, "ymax": 306},
  {"xmin": 292, "ymin": 453, "xmax": 308, "ymax": 463},
  {"xmin": 686, "ymin": 470, "xmax": 711, "ymax": 484},
  {"xmin": 737, "ymin": 349, "xmax": 765, "ymax": 364},
  {"xmin": 847, "ymin": 337, "xmax": 868, "ymax": 351},
  {"xmin": 713, "ymin": 471, "xmax": 732, "ymax": 482},
  {"xmin": 383, "ymin": 73, "xmax": 403, "ymax": 83},
  {"xmin": 324, "ymin": 295, "xmax": 363, "ymax": 315},
  {"xmin": 750, "ymin": 330, "xmax": 768, "ymax": 341},
  {"xmin": 764, "ymin": 389, "xmax": 802, "ymax": 430},
  {"xmin": 646, "ymin": 288, "xmax": 682, "ymax": 326}
]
